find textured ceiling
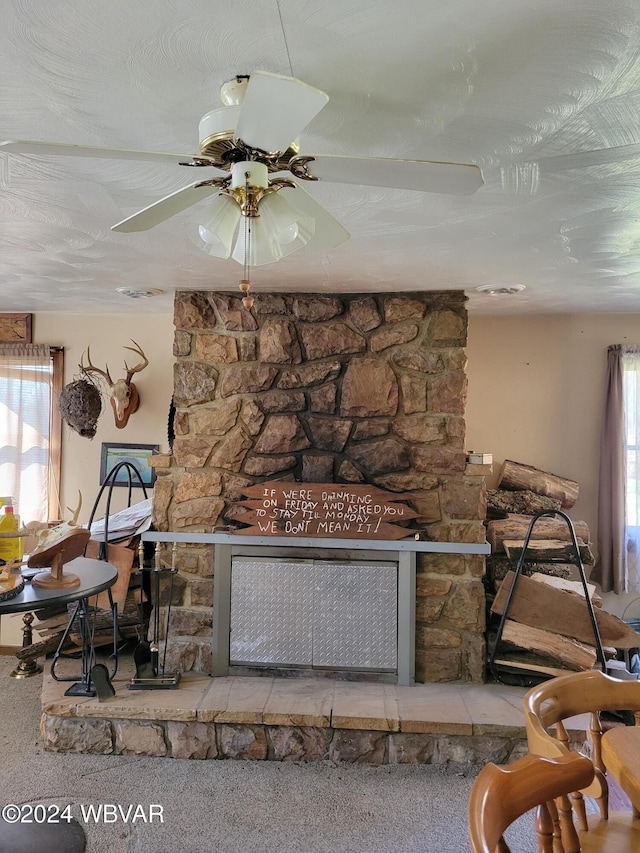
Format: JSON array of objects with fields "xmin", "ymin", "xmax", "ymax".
[{"xmin": 2, "ymin": 0, "xmax": 640, "ymax": 315}]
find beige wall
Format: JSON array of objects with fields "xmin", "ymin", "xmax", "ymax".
[
  {"xmin": 466, "ymin": 312, "xmax": 640, "ymax": 616},
  {"xmin": 33, "ymin": 312, "xmax": 175, "ymax": 523}
]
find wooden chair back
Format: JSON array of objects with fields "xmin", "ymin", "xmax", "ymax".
[
  {"xmin": 524, "ymin": 669, "xmax": 640, "ymax": 848},
  {"xmin": 469, "ymin": 752, "xmax": 594, "ymax": 853},
  {"xmin": 525, "ymin": 669, "xmax": 640, "ymax": 767}
]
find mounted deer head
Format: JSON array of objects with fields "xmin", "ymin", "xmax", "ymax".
[{"xmin": 80, "ymin": 340, "xmax": 148, "ymax": 429}]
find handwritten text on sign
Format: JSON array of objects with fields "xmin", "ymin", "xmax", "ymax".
[{"xmin": 239, "ymin": 482, "xmax": 418, "ymax": 540}]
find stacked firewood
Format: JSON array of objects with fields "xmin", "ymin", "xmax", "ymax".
[
  {"xmin": 485, "ymin": 459, "xmax": 640, "ymax": 677},
  {"xmin": 485, "ymin": 459, "xmax": 592, "ymax": 589}
]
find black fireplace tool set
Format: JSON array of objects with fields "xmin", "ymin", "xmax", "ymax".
[{"xmin": 128, "ymin": 540, "xmax": 181, "ymax": 690}]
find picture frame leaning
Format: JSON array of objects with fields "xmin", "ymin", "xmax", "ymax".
[{"xmin": 99, "ymin": 442, "xmax": 158, "ymax": 488}]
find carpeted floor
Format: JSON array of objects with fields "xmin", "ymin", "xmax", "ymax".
[{"xmin": 0, "ymin": 655, "xmax": 540, "ymax": 853}]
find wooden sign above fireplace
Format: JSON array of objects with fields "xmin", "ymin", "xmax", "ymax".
[{"xmin": 238, "ymin": 482, "xmax": 418, "ymax": 540}]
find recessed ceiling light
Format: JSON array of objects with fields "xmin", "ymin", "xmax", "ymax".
[
  {"xmin": 116, "ymin": 287, "xmax": 164, "ymax": 298},
  {"xmin": 475, "ymin": 284, "xmax": 526, "ymax": 295}
]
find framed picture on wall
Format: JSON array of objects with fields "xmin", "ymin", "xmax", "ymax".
[
  {"xmin": 100, "ymin": 442, "xmax": 159, "ymax": 488},
  {"xmin": 0, "ymin": 313, "xmax": 32, "ymax": 342}
]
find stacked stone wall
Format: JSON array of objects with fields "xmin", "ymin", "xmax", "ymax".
[
  {"xmin": 41, "ymin": 714, "xmax": 525, "ymax": 764},
  {"xmin": 152, "ymin": 290, "xmax": 487, "ymax": 682}
]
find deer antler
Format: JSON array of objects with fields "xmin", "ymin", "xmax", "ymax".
[
  {"xmin": 67, "ymin": 491, "xmax": 82, "ymax": 526},
  {"xmin": 80, "ymin": 347, "xmax": 113, "ymax": 386},
  {"xmin": 123, "ymin": 339, "xmax": 148, "ymax": 383}
]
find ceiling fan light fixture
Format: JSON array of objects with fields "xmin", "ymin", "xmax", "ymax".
[
  {"xmin": 475, "ymin": 284, "xmax": 526, "ymax": 296},
  {"xmin": 195, "ymin": 162, "xmax": 316, "ymax": 266}
]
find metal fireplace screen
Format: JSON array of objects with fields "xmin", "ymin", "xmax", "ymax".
[{"xmin": 229, "ymin": 558, "xmax": 398, "ymax": 671}]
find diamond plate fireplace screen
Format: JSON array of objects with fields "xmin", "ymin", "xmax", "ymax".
[{"xmin": 230, "ymin": 558, "xmax": 398, "ymax": 672}]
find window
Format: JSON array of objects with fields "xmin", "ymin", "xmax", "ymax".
[{"xmin": 0, "ymin": 344, "xmax": 63, "ymax": 524}]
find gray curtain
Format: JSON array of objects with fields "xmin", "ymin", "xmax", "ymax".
[{"xmin": 593, "ymin": 345, "xmax": 640, "ymax": 593}]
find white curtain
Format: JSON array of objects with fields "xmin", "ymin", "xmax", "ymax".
[{"xmin": 0, "ymin": 344, "xmax": 51, "ymax": 524}]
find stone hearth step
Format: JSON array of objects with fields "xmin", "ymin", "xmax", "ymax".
[{"xmin": 40, "ymin": 657, "xmax": 590, "ymax": 764}]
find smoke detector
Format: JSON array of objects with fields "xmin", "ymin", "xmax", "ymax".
[
  {"xmin": 475, "ymin": 284, "xmax": 526, "ymax": 296},
  {"xmin": 116, "ymin": 287, "xmax": 164, "ymax": 299}
]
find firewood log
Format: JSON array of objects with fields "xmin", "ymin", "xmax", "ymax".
[
  {"xmin": 501, "ymin": 620, "xmax": 598, "ymax": 671},
  {"xmin": 487, "ymin": 515, "xmax": 590, "ymax": 552},
  {"xmin": 503, "ymin": 538, "xmax": 594, "ymax": 565},
  {"xmin": 487, "ymin": 489, "xmax": 562, "ymax": 519},
  {"xmin": 492, "ymin": 572, "xmax": 640, "ymax": 648},
  {"xmin": 498, "ymin": 460, "xmax": 579, "ymax": 508}
]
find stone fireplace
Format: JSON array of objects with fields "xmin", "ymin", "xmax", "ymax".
[{"xmin": 151, "ymin": 289, "xmax": 488, "ymax": 683}]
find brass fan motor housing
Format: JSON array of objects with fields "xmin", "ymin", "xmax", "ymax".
[{"xmin": 199, "ymin": 131, "xmax": 299, "ymax": 173}]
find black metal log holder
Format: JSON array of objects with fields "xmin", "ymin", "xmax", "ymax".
[
  {"xmin": 88, "ymin": 460, "xmax": 148, "ymax": 562},
  {"xmin": 489, "ymin": 508, "xmax": 607, "ymax": 685},
  {"xmin": 129, "ymin": 541, "xmax": 180, "ymax": 690},
  {"xmin": 49, "ymin": 461, "xmax": 149, "ymax": 696},
  {"xmin": 50, "ymin": 460, "xmax": 150, "ymax": 698},
  {"xmin": 86, "ymin": 460, "xmax": 149, "ymax": 677}
]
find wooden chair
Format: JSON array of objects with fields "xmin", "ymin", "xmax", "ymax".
[
  {"xmin": 469, "ymin": 752, "xmax": 595, "ymax": 853},
  {"xmin": 524, "ymin": 669, "xmax": 640, "ymax": 852}
]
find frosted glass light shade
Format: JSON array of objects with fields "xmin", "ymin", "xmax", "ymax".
[
  {"xmin": 276, "ymin": 186, "xmax": 350, "ymax": 250},
  {"xmin": 259, "ymin": 192, "xmax": 315, "ymax": 248},
  {"xmin": 196, "ymin": 193, "xmax": 241, "ymax": 258},
  {"xmin": 231, "ymin": 217, "xmax": 285, "ymax": 266},
  {"xmin": 228, "ymin": 192, "xmax": 315, "ymax": 266}
]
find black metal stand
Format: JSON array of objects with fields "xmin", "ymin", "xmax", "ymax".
[
  {"xmin": 85, "ymin": 460, "xmax": 151, "ymax": 684},
  {"xmin": 87, "ymin": 460, "xmax": 148, "ymax": 556},
  {"xmin": 489, "ymin": 508, "xmax": 607, "ymax": 685},
  {"xmin": 50, "ymin": 461, "xmax": 150, "ymax": 696},
  {"xmin": 51, "ymin": 589, "xmax": 118, "ymax": 696}
]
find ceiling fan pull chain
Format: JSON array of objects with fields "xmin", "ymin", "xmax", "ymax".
[
  {"xmin": 238, "ymin": 171, "xmax": 254, "ymax": 310},
  {"xmin": 245, "ymin": 171, "xmax": 251, "ymax": 280}
]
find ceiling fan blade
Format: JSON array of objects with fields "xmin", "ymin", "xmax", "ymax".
[
  {"xmin": 111, "ymin": 183, "xmax": 222, "ymax": 233},
  {"xmin": 293, "ymin": 154, "xmax": 484, "ymax": 196},
  {"xmin": 277, "ymin": 185, "xmax": 349, "ymax": 249},
  {"xmin": 536, "ymin": 143, "xmax": 640, "ymax": 172},
  {"xmin": 0, "ymin": 139, "xmax": 203, "ymax": 166},
  {"xmin": 233, "ymin": 71, "xmax": 329, "ymax": 154}
]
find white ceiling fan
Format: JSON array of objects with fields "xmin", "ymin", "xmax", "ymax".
[{"xmin": 0, "ymin": 70, "xmax": 484, "ymax": 267}]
